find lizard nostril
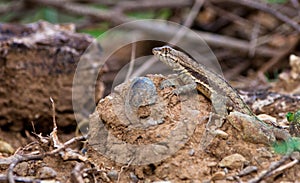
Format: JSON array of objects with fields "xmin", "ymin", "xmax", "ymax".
[{"xmin": 152, "ymin": 47, "xmax": 163, "ymax": 55}]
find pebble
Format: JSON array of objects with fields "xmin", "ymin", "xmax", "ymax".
[
  {"xmin": 14, "ymin": 162, "xmax": 28, "ymax": 176},
  {"xmin": 257, "ymin": 147, "xmax": 273, "ymax": 158},
  {"xmin": 207, "ymin": 162, "xmax": 218, "ymax": 167},
  {"xmin": 219, "ymin": 153, "xmax": 247, "ymax": 169},
  {"xmin": 215, "ymin": 129, "xmax": 228, "ymax": 139},
  {"xmin": 107, "ymin": 170, "xmax": 119, "ymax": 181},
  {"xmin": 0, "ymin": 140, "xmax": 14, "ymax": 154},
  {"xmin": 291, "ymin": 151, "xmax": 300, "ymax": 160},
  {"xmin": 189, "ymin": 149, "xmax": 195, "ymax": 156},
  {"xmin": 37, "ymin": 167, "xmax": 57, "ymax": 179},
  {"xmin": 129, "ymin": 172, "xmax": 139, "ymax": 183},
  {"xmin": 202, "ymin": 180, "xmax": 211, "ymax": 183},
  {"xmin": 211, "ymin": 171, "xmax": 226, "ymax": 180}
]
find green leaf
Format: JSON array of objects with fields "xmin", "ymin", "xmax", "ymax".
[
  {"xmin": 127, "ymin": 11, "xmax": 156, "ymax": 19},
  {"xmin": 294, "ymin": 110, "xmax": 300, "ymax": 124},
  {"xmin": 286, "ymin": 112, "xmax": 294, "ymax": 122},
  {"xmin": 92, "ymin": 4, "xmax": 108, "ymax": 10},
  {"xmin": 43, "ymin": 8, "xmax": 58, "ymax": 23},
  {"xmin": 21, "ymin": 7, "xmax": 84, "ymax": 23},
  {"xmin": 80, "ymin": 29, "xmax": 106, "ymax": 38},
  {"xmin": 21, "ymin": 7, "xmax": 58, "ymax": 23},
  {"xmin": 0, "ymin": 12, "xmax": 15, "ymax": 22},
  {"xmin": 157, "ymin": 9, "xmax": 172, "ymax": 19},
  {"xmin": 273, "ymin": 137, "xmax": 300, "ymax": 154},
  {"xmin": 79, "ymin": 23, "xmax": 109, "ymax": 38},
  {"xmin": 266, "ymin": 0, "xmax": 287, "ymax": 3}
]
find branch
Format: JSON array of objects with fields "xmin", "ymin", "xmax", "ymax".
[
  {"xmin": 114, "ymin": 0, "xmax": 193, "ymax": 12},
  {"xmin": 29, "ymin": 0, "xmax": 278, "ymax": 57},
  {"xmin": 0, "ymin": 1, "xmax": 24, "ymax": 15},
  {"xmin": 28, "ymin": 0, "xmax": 130, "ymax": 25},
  {"xmin": 225, "ymin": 0, "xmax": 300, "ymax": 32}
]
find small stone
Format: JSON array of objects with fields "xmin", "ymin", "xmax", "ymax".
[
  {"xmin": 219, "ymin": 153, "xmax": 247, "ymax": 169},
  {"xmin": 211, "ymin": 171, "xmax": 226, "ymax": 180},
  {"xmin": 189, "ymin": 149, "xmax": 195, "ymax": 156},
  {"xmin": 107, "ymin": 170, "xmax": 119, "ymax": 181},
  {"xmin": 202, "ymin": 179, "xmax": 211, "ymax": 183},
  {"xmin": 215, "ymin": 129, "xmax": 228, "ymax": 139},
  {"xmin": 0, "ymin": 140, "xmax": 14, "ymax": 154},
  {"xmin": 223, "ymin": 167, "xmax": 229, "ymax": 174},
  {"xmin": 14, "ymin": 162, "xmax": 28, "ymax": 176},
  {"xmin": 144, "ymin": 179, "xmax": 151, "ymax": 183},
  {"xmin": 290, "ymin": 54, "xmax": 300, "ymax": 79},
  {"xmin": 291, "ymin": 151, "xmax": 300, "ymax": 160},
  {"xmin": 256, "ymin": 114, "xmax": 277, "ymax": 126},
  {"xmin": 37, "ymin": 167, "xmax": 57, "ymax": 179},
  {"xmin": 129, "ymin": 172, "xmax": 138, "ymax": 183},
  {"xmin": 207, "ymin": 162, "xmax": 218, "ymax": 167},
  {"xmin": 226, "ymin": 176, "xmax": 235, "ymax": 181},
  {"xmin": 257, "ymin": 147, "xmax": 273, "ymax": 158}
]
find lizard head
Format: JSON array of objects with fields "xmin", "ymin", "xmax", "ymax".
[
  {"xmin": 152, "ymin": 45, "xmax": 172, "ymax": 55},
  {"xmin": 152, "ymin": 46, "xmax": 180, "ymax": 68}
]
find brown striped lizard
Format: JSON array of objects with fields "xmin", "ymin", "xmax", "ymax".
[{"xmin": 152, "ymin": 46, "xmax": 290, "ymax": 148}]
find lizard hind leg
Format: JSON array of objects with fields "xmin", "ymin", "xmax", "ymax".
[{"xmin": 200, "ymin": 112, "xmax": 228, "ymax": 150}]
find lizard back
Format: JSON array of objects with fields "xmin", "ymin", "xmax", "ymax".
[{"xmin": 152, "ymin": 46, "xmax": 253, "ymax": 115}]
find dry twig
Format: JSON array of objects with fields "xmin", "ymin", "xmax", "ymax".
[
  {"xmin": 71, "ymin": 162, "xmax": 85, "ymax": 183},
  {"xmin": 2, "ymin": 98, "xmax": 87, "ymax": 183},
  {"xmin": 28, "ymin": 0, "xmax": 278, "ymax": 58},
  {"xmin": 224, "ymin": 0, "xmax": 300, "ymax": 32},
  {"xmin": 131, "ymin": 0, "xmax": 205, "ymax": 77},
  {"xmin": 113, "ymin": 0, "xmax": 192, "ymax": 13},
  {"xmin": 0, "ymin": 1, "xmax": 24, "ymax": 15},
  {"xmin": 248, "ymin": 153, "xmax": 300, "ymax": 183},
  {"xmin": 257, "ymin": 36, "xmax": 299, "ymax": 82},
  {"xmin": 117, "ymin": 159, "xmax": 133, "ymax": 183}
]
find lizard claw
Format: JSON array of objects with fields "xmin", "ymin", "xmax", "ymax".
[{"xmin": 164, "ymin": 90, "xmax": 180, "ymax": 105}]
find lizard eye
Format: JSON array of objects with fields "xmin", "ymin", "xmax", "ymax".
[{"xmin": 162, "ymin": 46, "xmax": 171, "ymax": 55}]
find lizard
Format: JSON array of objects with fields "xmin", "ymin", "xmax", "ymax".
[{"xmin": 152, "ymin": 45, "xmax": 291, "ymax": 148}]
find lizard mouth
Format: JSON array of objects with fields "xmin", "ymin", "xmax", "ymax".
[
  {"xmin": 152, "ymin": 47, "xmax": 161, "ymax": 56},
  {"xmin": 152, "ymin": 46, "xmax": 173, "ymax": 57}
]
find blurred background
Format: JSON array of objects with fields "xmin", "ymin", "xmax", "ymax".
[
  {"xmin": 1, "ymin": 0, "xmax": 300, "ymax": 132},
  {"xmin": 1, "ymin": 0, "xmax": 300, "ymax": 182}
]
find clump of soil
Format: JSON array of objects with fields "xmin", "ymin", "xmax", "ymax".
[
  {"xmin": 0, "ymin": 21, "xmax": 102, "ymax": 133},
  {"xmin": 88, "ymin": 74, "xmax": 300, "ymax": 182},
  {"xmin": 1, "ymin": 73, "xmax": 299, "ymax": 182}
]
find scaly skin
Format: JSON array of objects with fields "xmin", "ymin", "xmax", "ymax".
[{"xmin": 152, "ymin": 46, "xmax": 290, "ymax": 146}]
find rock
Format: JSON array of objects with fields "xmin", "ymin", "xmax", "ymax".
[
  {"xmin": 219, "ymin": 153, "xmax": 247, "ymax": 169},
  {"xmin": 37, "ymin": 167, "xmax": 57, "ymax": 179},
  {"xmin": 211, "ymin": 171, "xmax": 226, "ymax": 180},
  {"xmin": 207, "ymin": 162, "xmax": 218, "ymax": 167},
  {"xmin": 0, "ymin": 140, "xmax": 14, "ymax": 154},
  {"xmin": 290, "ymin": 54, "xmax": 300, "ymax": 80},
  {"xmin": 0, "ymin": 21, "xmax": 98, "ymax": 132},
  {"xmin": 202, "ymin": 180, "xmax": 211, "ymax": 183},
  {"xmin": 14, "ymin": 162, "xmax": 28, "ymax": 176},
  {"xmin": 107, "ymin": 170, "xmax": 119, "ymax": 181},
  {"xmin": 291, "ymin": 151, "xmax": 300, "ymax": 160},
  {"xmin": 129, "ymin": 172, "xmax": 139, "ymax": 183},
  {"xmin": 257, "ymin": 147, "xmax": 273, "ymax": 158},
  {"xmin": 189, "ymin": 149, "xmax": 195, "ymax": 156}
]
